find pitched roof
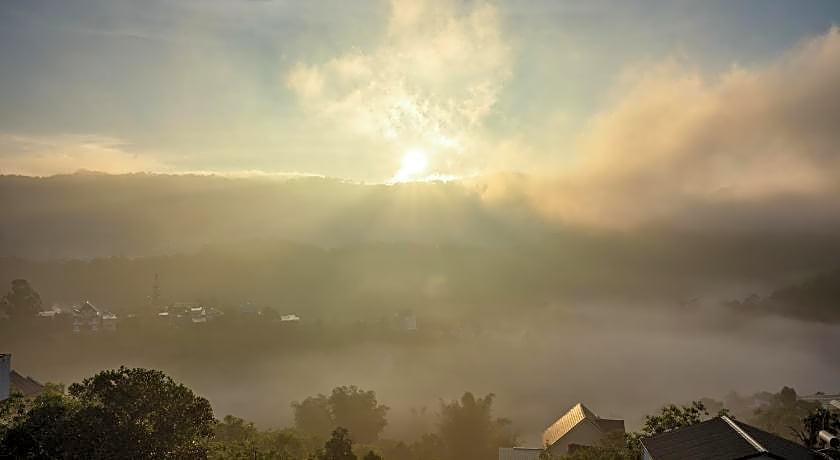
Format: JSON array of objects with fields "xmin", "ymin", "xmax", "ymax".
[
  {"xmin": 10, "ymin": 370, "xmax": 45, "ymax": 397},
  {"xmin": 76, "ymin": 301, "xmax": 99, "ymax": 314},
  {"xmin": 641, "ymin": 416, "xmax": 821, "ymax": 460},
  {"xmin": 542, "ymin": 403, "xmax": 625, "ymax": 448}
]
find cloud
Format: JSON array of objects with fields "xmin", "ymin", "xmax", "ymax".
[
  {"xmin": 500, "ymin": 27, "xmax": 840, "ymax": 229},
  {"xmin": 285, "ymin": 0, "xmax": 512, "ymax": 175},
  {"xmin": 0, "ymin": 134, "xmax": 168, "ymax": 176}
]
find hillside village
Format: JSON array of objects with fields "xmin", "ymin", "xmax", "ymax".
[
  {"xmin": 498, "ymin": 401, "xmax": 840, "ymax": 459},
  {"xmin": 3, "ymin": 352, "xmax": 839, "ymax": 459}
]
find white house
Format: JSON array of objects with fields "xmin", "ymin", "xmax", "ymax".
[
  {"xmin": 542, "ymin": 403, "xmax": 625, "ymax": 456},
  {"xmin": 102, "ymin": 313, "xmax": 118, "ymax": 332},
  {"xmin": 497, "ymin": 447, "xmax": 543, "ymax": 460},
  {"xmin": 499, "ymin": 403, "xmax": 625, "ymax": 460},
  {"xmin": 0, "ymin": 353, "xmax": 9, "ymax": 401}
]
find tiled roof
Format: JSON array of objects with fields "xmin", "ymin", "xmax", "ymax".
[
  {"xmin": 641, "ymin": 416, "xmax": 821, "ymax": 460},
  {"xmin": 737, "ymin": 420, "xmax": 823, "ymax": 460},
  {"xmin": 10, "ymin": 370, "xmax": 45, "ymax": 397}
]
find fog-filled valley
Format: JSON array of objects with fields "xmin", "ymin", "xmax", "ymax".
[
  {"xmin": 4, "ymin": 2, "xmax": 840, "ymax": 455},
  {"xmin": 5, "ymin": 291, "xmax": 840, "ymax": 446},
  {"xmin": 2, "ymin": 174, "xmax": 839, "ymax": 450}
]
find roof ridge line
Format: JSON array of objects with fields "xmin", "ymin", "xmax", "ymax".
[{"xmin": 721, "ymin": 416, "xmax": 767, "ymax": 453}]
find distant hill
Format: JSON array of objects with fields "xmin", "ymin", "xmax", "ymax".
[
  {"xmin": 725, "ymin": 269, "xmax": 840, "ymax": 323},
  {"xmin": 764, "ymin": 269, "xmax": 840, "ymax": 322},
  {"xmin": 0, "ymin": 173, "xmax": 546, "ymax": 258},
  {"xmin": 3, "ymin": 173, "xmax": 840, "ymax": 320}
]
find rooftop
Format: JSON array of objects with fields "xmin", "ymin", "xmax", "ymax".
[
  {"xmin": 641, "ymin": 416, "xmax": 821, "ymax": 460},
  {"xmin": 542, "ymin": 403, "xmax": 625, "ymax": 448},
  {"xmin": 10, "ymin": 370, "xmax": 45, "ymax": 398}
]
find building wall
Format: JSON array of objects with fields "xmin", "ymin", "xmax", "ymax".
[
  {"xmin": 498, "ymin": 447, "xmax": 542, "ymax": 460},
  {"xmin": 546, "ymin": 420, "xmax": 606, "ymax": 456},
  {"xmin": 0, "ymin": 354, "xmax": 10, "ymax": 401}
]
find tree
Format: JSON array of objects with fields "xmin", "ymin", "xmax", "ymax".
[
  {"xmin": 410, "ymin": 433, "xmax": 444, "ymax": 460},
  {"xmin": 262, "ymin": 428, "xmax": 306, "ymax": 459},
  {"xmin": 624, "ymin": 400, "xmax": 725, "ymax": 456},
  {"xmin": 293, "ymin": 394, "xmax": 335, "ymax": 441},
  {"xmin": 1, "ymin": 279, "xmax": 42, "ymax": 319},
  {"xmin": 751, "ymin": 386, "xmax": 819, "ymax": 441},
  {"xmin": 210, "ymin": 414, "xmax": 259, "ymax": 459},
  {"xmin": 319, "ymin": 427, "xmax": 356, "ymax": 460},
  {"xmin": 69, "ymin": 367, "xmax": 215, "ymax": 457},
  {"xmin": 293, "ymin": 386, "xmax": 389, "ymax": 444},
  {"xmin": 639, "ymin": 401, "xmax": 711, "ymax": 436},
  {"xmin": 214, "ymin": 414, "xmax": 259, "ymax": 444},
  {"xmin": 0, "ymin": 385, "xmax": 81, "ymax": 458},
  {"xmin": 779, "ymin": 386, "xmax": 798, "ymax": 407},
  {"xmin": 794, "ymin": 407, "xmax": 840, "ymax": 448},
  {"xmin": 438, "ymin": 392, "xmax": 516, "ymax": 460},
  {"xmin": 0, "ymin": 367, "xmax": 215, "ymax": 459},
  {"xmin": 363, "ymin": 450, "xmax": 383, "ymax": 460},
  {"xmin": 210, "ymin": 415, "xmax": 306, "ymax": 460},
  {"xmin": 538, "ymin": 431, "xmax": 633, "ymax": 460},
  {"xmin": 328, "ymin": 386, "xmax": 389, "ymax": 444}
]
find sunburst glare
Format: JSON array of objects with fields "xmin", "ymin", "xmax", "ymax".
[{"xmin": 391, "ymin": 148, "xmax": 429, "ymax": 183}]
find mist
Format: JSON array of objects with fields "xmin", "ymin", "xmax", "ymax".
[
  {"xmin": 3, "ymin": 2, "xmax": 840, "ymax": 458},
  {"xmin": 6, "ymin": 297, "xmax": 838, "ymax": 448}
]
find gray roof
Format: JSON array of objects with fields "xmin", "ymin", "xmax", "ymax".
[
  {"xmin": 10, "ymin": 370, "xmax": 44, "ymax": 397},
  {"xmin": 641, "ymin": 416, "xmax": 821, "ymax": 460}
]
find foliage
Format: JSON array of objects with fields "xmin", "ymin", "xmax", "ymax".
[
  {"xmin": 639, "ymin": 400, "xmax": 713, "ymax": 436},
  {"xmin": 376, "ymin": 433, "xmax": 445, "ymax": 460},
  {"xmin": 329, "ymin": 386, "xmax": 389, "ymax": 444},
  {"xmin": 750, "ymin": 386, "xmax": 820, "ymax": 441},
  {"xmin": 318, "ymin": 427, "xmax": 357, "ymax": 460},
  {"xmin": 621, "ymin": 400, "xmax": 725, "ymax": 458},
  {"xmin": 214, "ymin": 414, "xmax": 260, "ymax": 444},
  {"xmin": 438, "ymin": 392, "xmax": 516, "ymax": 460},
  {"xmin": 209, "ymin": 415, "xmax": 308, "ymax": 459},
  {"xmin": 293, "ymin": 394, "xmax": 334, "ymax": 441},
  {"xmin": 1, "ymin": 278, "xmax": 42, "ymax": 319},
  {"xmin": 794, "ymin": 407, "xmax": 840, "ymax": 448},
  {"xmin": 0, "ymin": 367, "xmax": 215, "ymax": 459},
  {"xmin": 362, "ymin": 450, "xmax": 383, "ymax": 460},
  {"xmin": 537, "ymin": 431, "xmax": 634, "ymax": 460},
  {"xmin": 293, "ymin": 386, "xmax": 389, "ymax": 444}
]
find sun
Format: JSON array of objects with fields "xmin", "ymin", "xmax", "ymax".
[{"xmin": 392, "ymin": 148, "xmax": 429, "ymax": 182}]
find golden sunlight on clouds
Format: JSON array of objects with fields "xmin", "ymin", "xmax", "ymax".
[
  {"xmin": 286, "ymin": 0, "xmax": 511, "ymax": 181},
  {"xmin": 482, "ymin": 27, "xmax": 840, "ymax": 229},
  {"xmin": 0, "ymin": 134, "xmax": 167, "ymax": 176}
]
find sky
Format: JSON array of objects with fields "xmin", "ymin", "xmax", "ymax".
[{"xmin": 1, "ymin": 0, "xmax": 840, "ymax": 213}]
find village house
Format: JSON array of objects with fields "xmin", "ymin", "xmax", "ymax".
[
  {"xmin": 72, "ymin": 301, "xmax": 100, "ymax": 333},
  {"xmin": 640, "ymin": 416, "xmax": 825, "ymax": 460},
  {"xmin": 0, "ymin": 353, "xmax": 44, "ymax": 401},
  {"xmin": 72, "ymin": 301, "xmax": 117, "ymax": 333},
  {"xmin": 499, "ymin": 403, "xmax": 625, "ymax": 460},
  {"xmin": 159, "ymin": 302, "xmax": 223, "ymax": 325}
]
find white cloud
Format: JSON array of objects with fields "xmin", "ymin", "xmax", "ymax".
[
  {"xmin": 499, "ymin": 27, "xmax": 840, "ymax": 229},
  {"xmin": 285, "ymin": 0, "xmax": 512, "ymax": 176}
]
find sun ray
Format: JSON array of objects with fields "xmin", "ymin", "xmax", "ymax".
[{"xmin": 392, "ymin": 148, "xmax": 429, "ymax": 183}]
